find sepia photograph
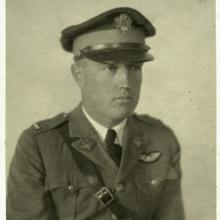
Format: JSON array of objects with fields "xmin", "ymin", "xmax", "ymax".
[{"xmin": 6, "ymin": 0, "xmax": 216, "ymax": 220}]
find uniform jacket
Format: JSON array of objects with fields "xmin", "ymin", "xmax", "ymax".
[{"xmin": 7, "ymin": 105, "xmax": 185, "ymax": 220}]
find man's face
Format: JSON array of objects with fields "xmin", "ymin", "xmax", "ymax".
[{"xmin": 74, "ymin": 58, "xmax": 143, "ymax": 126}]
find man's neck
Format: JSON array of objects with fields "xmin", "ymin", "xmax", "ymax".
[
  {"xmin": 82, "ymin": 106, "xmax": 127, "ymax": 144},
  {"xmin": 82, "ymin": 105, "xmax": 125, "ymax": 128},
  {"xmin": 81, "ymin": 105, "xmax": 125, "ymax": 128}
]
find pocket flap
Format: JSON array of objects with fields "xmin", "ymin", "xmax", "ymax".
[
  {"xmin": 45, "ymin": 175, "xmax": 72, "ymax": 191},
  {"xmin": 135, "ymin": 164, "xmax": 178, "ymax": 188},
  {"xmin": 45, "ymin": 174, "xmax": 92, "ymax": 192}
]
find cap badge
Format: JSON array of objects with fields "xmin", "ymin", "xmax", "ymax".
[
  {"xmin": 138, "ymin": 151, "xmax": 161, "ymax": 163},
  {"xmin": 114, "ymin": 13, "xmax": 133, "ymax": 33}
]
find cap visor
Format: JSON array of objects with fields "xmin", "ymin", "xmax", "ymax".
[{"xmin": 83, "ymin": 50, "xmax": 154, "ymax": 62}]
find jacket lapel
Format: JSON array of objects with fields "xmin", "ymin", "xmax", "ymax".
[{"xmin": 68, "ymin": 105, "xmax": 117, "ymax": 172}]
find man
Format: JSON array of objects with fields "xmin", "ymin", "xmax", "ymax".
[{"xmin": 7, "ymin": 7, "xmax": 185, "ymax": 220}]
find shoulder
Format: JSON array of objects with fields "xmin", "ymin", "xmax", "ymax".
[
  {"xmin": 132, "ymin": 112, "xmax": 177, "ymax": 138},
  {"xmin": 17, "ymin": 112, "xmax": 68, "ymax": 146},
  {"xmin": 10, "ymin": 113, "xmax": 69, "ymax": 177},
  {"xmin": 132, "ymin": 112, "xmax": 165, "ymax": 128},
  {"xmin": 131, "ymin": 113, "xmax": 180, "ymax": 152},
  {"xmin": 30, "ymin": 112, "xmax": 68, "ymax": 135}
]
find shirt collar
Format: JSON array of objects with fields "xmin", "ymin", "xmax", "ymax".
[{"xmin": 82, "ymin": 106, "xmax": 127, "ymax": 145}]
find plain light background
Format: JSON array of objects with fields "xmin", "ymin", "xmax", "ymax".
[{"xmin": 6, "ymin": 0, "xmax": 216, "ymax": 220}]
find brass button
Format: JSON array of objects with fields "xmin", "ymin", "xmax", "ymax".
[
  {"xmin": 111, "ymin": 214, "xmax": 118, "ymax": 220},
  {"xmin": 115, "ymin": 183, "xmax": 124, "ymax": 192},
  {"xmin": 151, "ymin": 179, "xmax": 158, "ymax": 186},
  {"xmin": 67, "ymin": 185, "xmax": 74, "ymax": 191}
]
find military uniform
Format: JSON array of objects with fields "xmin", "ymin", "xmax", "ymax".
[
  {"xmin": 7, "ymin": 7, "xmax": 185, "ymax": 220},
  {"xmin": 7, "ymin": 105, "xmax": 184, "ymax": 220}
]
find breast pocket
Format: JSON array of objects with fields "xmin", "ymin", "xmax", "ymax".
[
  {"xmin": 45, "ymin": 178, "xmax": 77, "ymax": 220},
  {"xmin": 134, "ymin": 163, "xmax": 178, "ymax": 210},
  {"xmin": 74, "ymin": 176, "xmax": 99, "ymax": 217},
  {"xmin": 46, "ymin": 174, "xmax": 99, "ymax": 220}
]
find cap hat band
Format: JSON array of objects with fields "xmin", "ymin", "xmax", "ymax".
[
  {"xmin": 73, "ymin": 28, "xmax": 145, "ymax": 53},
  {"xmin": 74, "ymin": 43, "xmax": 153, "ymax": 62}
]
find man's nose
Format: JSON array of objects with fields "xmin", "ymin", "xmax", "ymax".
[{"xmin": 116, "ymin": 65, "xmax": 130, "ymax": 88}]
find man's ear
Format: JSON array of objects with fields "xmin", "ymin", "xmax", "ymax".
[{"xmin": 71, "ymin": 63, "xmax": 83, "ymax": 88}]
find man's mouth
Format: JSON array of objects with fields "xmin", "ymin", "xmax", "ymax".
[{"xmin": 114, "ymin": 96, "xmax": 132, "ymax": 103}]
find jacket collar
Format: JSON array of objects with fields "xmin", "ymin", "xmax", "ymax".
[
  {"xmin": 68, "ymin": 104, "xmax": 118, "ymax": 172},
  {"xmin": 82, "ymin": 106, "xmax": 127, "ymax": 145},
  {"xmin": 68, "ymin": 104, "xmax": 152, "ymax": 184}
]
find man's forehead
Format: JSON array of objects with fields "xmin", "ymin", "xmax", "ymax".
[
  {"xmin": 80, "ymin": 58, "xmax": 144, "ymax": 67},
  {"xmin": 99, "ymin": 61, "xmax": 144, "ymax": 66}
]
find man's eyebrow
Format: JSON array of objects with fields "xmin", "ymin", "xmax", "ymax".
[
  {"xmin": 99, "ymin": 61, "xmax": 116, "ymax": 65},
  {"xmin": 126, "ymin": 62, "xmax": 144, "ymax": 65}
]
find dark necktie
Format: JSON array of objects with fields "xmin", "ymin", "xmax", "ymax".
[{"xmin": 105, "ymin": 129, "xmax": 122, "ymax": 166}]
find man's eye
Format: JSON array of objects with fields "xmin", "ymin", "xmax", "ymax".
[{"xmin": 107, "ymin": 64, "xmax": 118, "ymax": 72}]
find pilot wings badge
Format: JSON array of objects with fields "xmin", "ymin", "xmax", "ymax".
[{"xmin": 138, "ymin": 151, "xmax": 161, "ymax": 163}]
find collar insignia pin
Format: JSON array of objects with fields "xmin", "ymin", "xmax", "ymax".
[
  {"xmin": 33, "ymin": 123, "xmax": 40, "ymax": 130},
  {"xmin": 138, "ymin": 151, "xmax": 161, "ymax": 163},
  {"xmin": 132, "ymin": 137, "xmax": 143, "ymax": 148},
  {"xmin": 114, "ymin": 13, "xmax": 133, "ymax": 33},
  {"xmin": 71, "ymin": 138, "xmax": 96, "ymax": 152}
]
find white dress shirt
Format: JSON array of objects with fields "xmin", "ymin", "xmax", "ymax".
[{"xmin": 82, "ymin": 106, "xmax": 127, "ymax": 146}]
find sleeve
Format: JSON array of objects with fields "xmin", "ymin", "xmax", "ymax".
[
  {"xmin": 153, "ymin": 130, "xmax": 185, "ymax": 220},
  {"xmin": 7, "ymin": 129, "xmax": 57, "ymax": 220}
]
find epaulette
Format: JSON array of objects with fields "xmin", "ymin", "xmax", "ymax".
[
  {"xmin": 31, "ymin": 112, "xmax": 68, "ymax": 134},
  {"xmin": 133, "ymin": 113, "xmax": 164, "ymax": 127}
]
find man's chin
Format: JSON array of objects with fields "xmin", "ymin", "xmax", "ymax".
[{"xmin": 110, "ymin": 106, "xmax": 134, "ymax": 121}]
